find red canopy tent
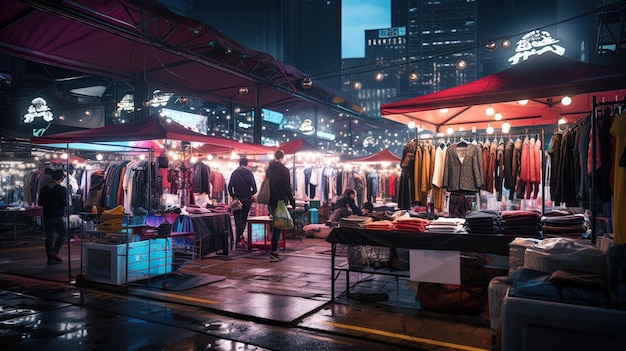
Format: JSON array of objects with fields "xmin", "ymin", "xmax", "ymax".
[
  {"xmin": 278, "ymin": 139, "xmax": 319, "ymax": 155},
  {"xmin": 348, "ymin": 149, "xmax": 401, "ymax": 164},
  {"xmin": 381, "ymin": 53, "xmax": 626, "ymax": 132},
  {"xmin": 30, "ymin": 115, "xmax": 276, "ymax": 155},
  {"xmin": 0, "ymin": 0, "xmax": 361, "ymax": 117}
]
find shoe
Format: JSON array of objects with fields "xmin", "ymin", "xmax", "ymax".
[
  {"xmin": 269, "ymin": 252, "xmax": 283, "ymax": 262},
  {"xmin": 49, "ymin": 252, "xmax": 62, "ymax": 262},
  {"xmin": 236, "ymin": 241, "xmax": 247, "ymax": 249}
]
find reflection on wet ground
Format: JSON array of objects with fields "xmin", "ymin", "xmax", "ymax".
[{"xmin": 0, "ymin": 231, "xmax": 492, "ymax": 350}]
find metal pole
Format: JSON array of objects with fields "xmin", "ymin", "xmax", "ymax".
[
  {"xmin": 541, "ymin": 128, "xmax": 545, "ymax": 215},
  {"xmin": 65, "ymin": 143, "xmax": 72, "ymax": 282},
  {"xmin": 591, "ymin": 97, "xmax": 597, "ymax": 245}
]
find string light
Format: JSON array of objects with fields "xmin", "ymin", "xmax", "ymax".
[{"xmin": 561, "ymin": 96, "xmax": 572, "ymax": 106}]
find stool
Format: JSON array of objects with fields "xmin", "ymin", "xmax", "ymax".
[{"xmin": 246, "ymin": 216, "xmax": 286, "ymax": 251}]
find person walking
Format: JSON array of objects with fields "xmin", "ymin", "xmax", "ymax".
[
  {"xmin": 38, "ymin": 169, "xmax": 68, "ymax": 265},
  {"xmin": 266, "ymin": 150, "xmax": 295, "ymax": 262},
  {"xmin": 228, "ymin": 157, "xmax": 257, "ymax": 248}
]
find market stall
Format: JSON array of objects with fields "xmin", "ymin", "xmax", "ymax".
[
  {"xmin": 381, "ymin": 52, "xmax": 626, "ymax": 244},
  {"xmin": 344, "ymin": 149, "xmax": 401, "ymax": 206},
  {"xmin": 378, "ymin": 52, "xmax": 626, "ymax": 349},
  {"xmin": 30, "ymin": 115, "xmax": 274, "ymax": 263}
]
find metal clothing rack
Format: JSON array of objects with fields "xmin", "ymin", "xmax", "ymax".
[{"xmin": 590, "ymin": 97, "xmax": 626, "ymax": 245}]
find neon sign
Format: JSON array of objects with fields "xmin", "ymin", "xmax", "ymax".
[
  {"xmin": 299, "ymin": 119, "xmax": 315, "ymax": 136},
  {"xmin": 507, "ymin": 30, "xmax": 565, "ymax": 65},
  {"xmin": 24, "ymin": 97, "xmax": 53, "ymax": 123}
]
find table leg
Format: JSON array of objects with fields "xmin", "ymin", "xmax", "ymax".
[{"xmin": 247, "ymin": 222, "xmax": 252, "ymax": 251}]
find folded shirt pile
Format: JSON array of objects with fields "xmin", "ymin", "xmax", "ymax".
[
  {"xmin": 392, "ymin": 216, "xmax": 431, "ymax": 232},
  {"xmin": 338, "ymin": 215, "xmax": 373, "ymax": 229},
  {"xmin": 501, "ymin": 210, "xmax": 542, "ymax": 237},
  {"xmin": 464, "ymin": 210, "xmax": 503, "ymax": 234},
  {"xmin": 424, "ymin": 217, "xmax": 467, "ymax": 234},
  {"xmin": 364, "ymin": 220, "xmax": 396, "ymax": 230},
  {"xmin": 541, "ymin": 211, "xmax": 588, "ymax": 237}
]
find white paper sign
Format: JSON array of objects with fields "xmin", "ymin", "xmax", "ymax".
[{"xmin": 409, "ymin": 249, "xmax": 460, "ymax": 284}]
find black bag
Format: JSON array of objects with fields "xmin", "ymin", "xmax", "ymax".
[
  {"xmin": 417, "ymin": 282, "xmax": 486, "ymax": 314},
  {"xmin": 230, "ymin": 198, "xmax": 242, "ymax": 211},
  {"xmin": 257, "ymin": 178, "xmax": 271, "ymax": 204}
]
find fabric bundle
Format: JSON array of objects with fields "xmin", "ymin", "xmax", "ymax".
[
  {"xmin": 501, "ymin": 210, "xmax": 542, "ymax": 237},
  {"xmin": 541, "ymin": 211, "xmax": 589, "ymax": 238},
  {"xmin": 392, "ymin": 216, "xmax": 431, "ymax": 232},
  {"xmin": 464, "ymin": 210, "xmax": 503, "ymax": 234},
  {"xmin": 338, "ymin": 215, "xmax": 373, "ymax": 229},
  {"xmin": 424, "ymin": 217, "xmax": 467, "ymax": 234},
  {"xmin": 364, "ymin": 220, "xmax": 396, "ymax": 230}
]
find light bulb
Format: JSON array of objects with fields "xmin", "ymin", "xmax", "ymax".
[
  {"xmin": 486, "ymin": 124, "xmax": 494, "ymax": 134},
  {"xmin": 96, "ymin": 153, "xmax": 103, "ymax": 161},
  {"xmin": 495, "ymin": 113, "xmax": 503, "ymax": 121},
  {"xmin": 517, "ymin": 99, "xmax": 528, "ymax": 105},
  {"xmin": 502, "ymin": 122, "xmax": 511, "ymax": 133},
  {"xmin": 439, "ymin": 108, "xmax": 449, "ymax": 113},
  {"xmin": 446, "ymin": 127, "xmax": 454, "ymax": 135},
  {"xmin": 561, "ymin": 96, "xmax": 572, "ymax": 106},
  {"xmin": 408, "ymin": 121, "xmax": 416, "ymax": 129},
  {"xmin": 486, "ymin": 106, "xmax": 495, "ymax": 116}
]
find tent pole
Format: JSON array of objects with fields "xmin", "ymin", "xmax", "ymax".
[
  {"xmin": 541, "ymin": 128, "xmax": 545, "ymax": 215},
  {"xmin": 591, "ymin": 96, "xmax": 597, "ymax": 245},
  {"xmin": 148, "ymin": 148, "xmax": 153, "ymax": 213},
  {"xmin": 65, "ymin": 143, "xmax": 72, "ymax": 282}
]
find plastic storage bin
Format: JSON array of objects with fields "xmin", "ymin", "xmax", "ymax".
[{"xmin": 309, "ymin": 208, "xmax": 319, "ymax": 224}]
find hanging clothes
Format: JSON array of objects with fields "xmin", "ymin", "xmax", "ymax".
[
  {"xmin": 442, "ymin": 142, "xmax": 483, "ymax": 193},
  {"xmin": 610, "ymin": 112, "xmax": 626, "ymax": 244}
]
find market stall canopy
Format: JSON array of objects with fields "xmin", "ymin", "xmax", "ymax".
[
  {"xmin": 0, "ymin": 0, "xmax": 361, "ymax": 115},
  {"xmin": 381, "ymin": 53, "xmax": 626, "ymax": 132},
  {"xmin": 30, "ymin": 115, "xmax": 276, "ymax": 155},
  {"xmin": 278, "ymin": 139, "xmax": 319, "ymax": 155},
  {"xmin": 347, "ymin": 149, "xmax": 401, "ymax": 164}
]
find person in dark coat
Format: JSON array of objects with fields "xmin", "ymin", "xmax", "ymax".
[
  {"xmin": 328, "ymin": 189, "xmax": 362, "ymax": 223},
  {"xmin": 38, "ymin": 169, "xmax": 68, "ymax": 265},
  {"xmin": 228, "ymin": 158, "xmax": 257, "ymax": 248},
  {"xmin": 266, "ymin": 150, "xmax": 295, "ymax": 262}
]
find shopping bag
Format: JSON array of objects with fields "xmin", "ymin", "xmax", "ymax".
[
  {"xmin": 273, "ymin": 200, "xmax": 294, "ymax": 230},
  {"xmin": 257, "ymin": 177, "xmax": 271, "ymax": 204},
  {"xmin": 230, "ymin": 197, "xmax": 242, "ymax": 211}
]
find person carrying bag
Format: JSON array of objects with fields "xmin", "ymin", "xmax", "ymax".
[
  {"xmin": 228, "ymin": 158, "xmax": 257, "ymax": 249},
  {"xmin": 266, "ymin": 150, "xmax": 295, "ymax": 262}
]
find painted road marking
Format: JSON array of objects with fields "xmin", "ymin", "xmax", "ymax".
[{"xmin": 324, "ymin": 321, "xmax": 489, "ymax": 351}]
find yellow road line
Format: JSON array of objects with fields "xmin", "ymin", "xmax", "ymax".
[
  {"xmin": 324, "ymin": 321, "xmax": 489, "ymax": 351},
  {"xmin": 146, "ymin": 291, "xmax": 218, "ymax": 304}
]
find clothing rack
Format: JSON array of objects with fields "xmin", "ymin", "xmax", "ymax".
[{"xmin": 589, "ymin": 98, "xmax": 626, "ymax": 245}]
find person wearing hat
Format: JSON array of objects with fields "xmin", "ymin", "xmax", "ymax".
[{"xmin": 38, "ymin": 169, "xmax": 68, "ymax": 265}]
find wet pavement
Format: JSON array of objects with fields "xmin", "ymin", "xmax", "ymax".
[{"xmin": 0, "ymin": 229, "xmax": 493, "ymax": 350}]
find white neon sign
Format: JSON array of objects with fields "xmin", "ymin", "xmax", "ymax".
[
  {"xmin": 507, "ymin": 30, "xmax": 565, "ymax": 65},
  {"xmin": 23, "ymin": 97, "xmax": 53, "ymax": 123}
]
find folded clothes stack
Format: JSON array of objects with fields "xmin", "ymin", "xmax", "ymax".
[
  {"xmin": 392, "ymin": 216, "xmax": 431, "ymax": 232},
  {"xmin": 501, "ymin": 210, "xmax": 542, "ymax": 238},
  {"xmin": 338, "ymin": 215, "xmax": 373, "ymax": 229},
  {"xmin": 541, "ymin": 211, "xmax": 588, "ymax": 238},
  {"xmin": 465, "ymin": 210, "xmax": 503, "ymax": 234},
  {"xmin": 424, "ymin": 217, "xmax": 467, "ymax": 234}
]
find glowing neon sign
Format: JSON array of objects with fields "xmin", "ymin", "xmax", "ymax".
[{"xmin": 507, "ymin": 30, "xmax": 565, "ymax": 65}]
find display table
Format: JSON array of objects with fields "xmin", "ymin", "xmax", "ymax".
[
  {"xmin": 246, "ymin": 216, "xmax": 286, "ymax": 251},
  {"xmin": 144, "ymin": 212, "xmax": 231, "ymax": 257},
  {"xmin": 0, "ymin": 206, "xmax": 43, "ymax": 239},
  {"xmin": 326, "ymin": 227, "xmax": 516, "ymax": 301}
]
